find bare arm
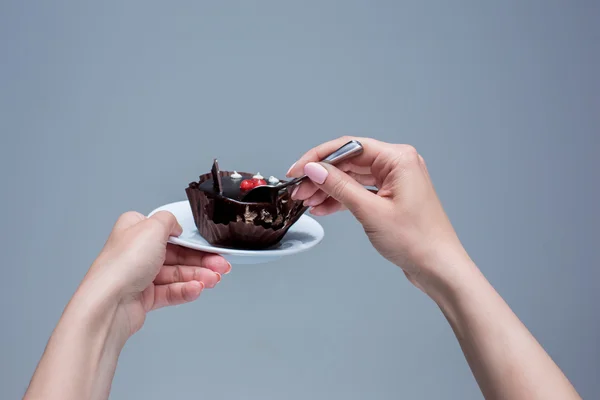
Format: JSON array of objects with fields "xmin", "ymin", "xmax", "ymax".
[
  {"xmin": 25, "ymin": 211, "xmax": 229, "ymax": 399},
  {"xmin": 25, "ymin": 284, "xmax": 126, "ymax": 400},
  {"xmin": 434, "ymin": 258, "xmax": 580, "ymax": 399}
]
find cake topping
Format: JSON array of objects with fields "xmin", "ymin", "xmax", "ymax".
[
  {"xmin": 254, "ymin": 177, "xmax": 267, "ymax": 187},
  {"xmin": 240, "ymin": 177, "xmax": 267, "ymax": 191},
  {"xmin": 197, "ymin": 163, "xmax": 271, "ymax": 200},
  {"xmin": 268, "ymin": 176, "xmax": 279, "ymax": 185},
  {"xmin": 240, "ymin": 179, "xmax": 255, "ymax": 191},
  {"xmin": 211, "ymin": 159, "xmax": 223, "ymax": 195}
]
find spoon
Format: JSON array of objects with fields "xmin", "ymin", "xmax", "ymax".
[{"xmin": 241, "ymin": 140, "xmax": 364, "ymax": 203}]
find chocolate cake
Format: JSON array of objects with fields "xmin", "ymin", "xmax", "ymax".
[{"xmin": 185, "ymin": 159, "xmax": 307, "ymax": 249}]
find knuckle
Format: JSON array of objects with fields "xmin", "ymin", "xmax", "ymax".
[
  {"xmin": 118, "ymin": 211, "xmax": 139, "ymax": 221},
  {"xmin": 192, "ymin": 267, "xmax": 202, "ymax": 281},
  {"xmin": 114, "ymin": 211, "xmax": 144, "ymax": 229},
  {"xmin": 395, "ymin": 144, "xmax": 419, "ymax": 165},
  {"xmin": 402, "ymin": 144, "xmax": 419, "ymax": 159},
  {"xmin": 166, "ymin": 285, "xmax": 174, "ymax": 305},
  {"xmin": 331, "ymin": 177, "xmax": 349, "ymax": 200},
  {"xmin": 172, "ymin": 266, "xmax": 182, "ymax": 283},
  {"xmin": 309, "ymin": 148, "xmax": 320, "ymax": 162}
]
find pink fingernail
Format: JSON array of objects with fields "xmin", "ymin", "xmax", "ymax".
[
  {"xmin": 286, "ymin": 162, "xmax": 296, "ymax": 177},
  {"xmin": 224, "ymin": 261, "xmax": 232, "ymax": 274},
  {"xmin": 304, "ymin": 163, "xmax": 328, "ymax": 184},
  {"xmin": 291, "ymin": 185, "xmax": 300, "ymax": 199},
  {"xmin": 215, "ymin": 272, "xmax": 222, "ymax": 283}
]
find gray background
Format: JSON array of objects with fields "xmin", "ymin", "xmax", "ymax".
[{"xmin": 1, "ymin": 1, "xmax": 598, "ymax": 399}]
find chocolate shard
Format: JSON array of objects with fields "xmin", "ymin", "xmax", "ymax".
[{"xmin": 211, "ymin": 159, "xmax": 223, "ymax": 194}]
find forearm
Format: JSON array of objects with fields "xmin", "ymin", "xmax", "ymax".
[
  {"xmin": 25, "ymin": 281, "xmax": 127, "ymax": 400},
  {"xmin": 430, "ymin": 257, "xmax": 580, "ymax": 400}
]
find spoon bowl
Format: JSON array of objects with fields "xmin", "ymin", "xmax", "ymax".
[{"xmin": 241, "ymin": 140, "xmax": 364, "ymax": 203}]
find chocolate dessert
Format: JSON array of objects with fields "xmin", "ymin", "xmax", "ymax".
[{"xmin": 185, "ymin": 160, "xmax": 307, "ymax": 249}]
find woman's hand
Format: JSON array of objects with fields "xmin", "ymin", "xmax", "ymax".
[
  {"xmin": 25, "ymin": 211, "xmax": 230, "ymax": 400},
  {"xmin": 288, "ymin": 136, "xmax": 470, "ymax": 296},
  {"xmin": 85, "ymin": 210, "xmax": 231, "ymax": 337},
  {"xmin": 289, "ymin": 137, "xmax": 581, "ymax": 400}
]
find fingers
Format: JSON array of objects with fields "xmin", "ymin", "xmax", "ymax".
[
  {"xmin": 165, "ymin": 244, "xmax": 232, "ymax": 275},
  {"xmin": 346, "ymin": 172, "xmax": 377, "ymax": 186},
  {"xmin": 309, "ymin": 197, "xmax": 346, "ymax": 216},
  {"xmin": 152, "ymin": 246, "xmax": 231, "ymax": 311},
  {"xmin": 154, "ymin": 265, "xmax": 221, "ymax": 288},
  {"xmin": 291, "ymin": 180, "xmax": 319, "ymax": 201},
  {"xmin": 302, "ymin": 172, "xmax": 375, "ymax": 207},
  {"xmin": 146, "ymin": 211, "xmax": 183, "ymax": 239},
  {"xmin": 303, "ymin": 188, "xmax": 329, "ymax": 207},
  {"xmin": 303, "ymin": 162, "xmax": 379, "ymax": 220},
  {"xmin": 292, "ymin": 173, "xmax": 376, "ymax": 203},
  {"xmin": 152, "ymin": 281, "xmax": 204, "ymax": 310},
  {"xmin": 287, "ymin": 136, "xmax": 388, "ymax": 177}
]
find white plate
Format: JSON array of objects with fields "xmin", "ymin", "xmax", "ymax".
[{"xmin": 148, "ymin": 201, "xmax": 325, "ymax": 264}]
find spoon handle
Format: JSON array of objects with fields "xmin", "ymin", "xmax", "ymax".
[{"xmin": 277, "ymin": 140, "xmax": 364, "ymax": 190}]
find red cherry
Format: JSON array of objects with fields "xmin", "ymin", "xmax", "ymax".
[
  {"xmin": 240, "ymin": 179, "xmax": 255, "ymax": 191},
  {"xmin": 254, "ymin": 178, "xmax": 267, "ymax": 187}
]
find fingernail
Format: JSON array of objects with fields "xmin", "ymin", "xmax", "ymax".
[
  {"xmin": 304, "ymin": 163, "xmax": 328, "ymax": 184},
  {"xmin": 215, "ymin": 272, "xmax": 222, "ymax": 283},
  {"xmin": 291, "ymin": 185, "xmax": 300, "ymax": 199},
  {"xmin": 304, "ymin": 197, "xmax": 317, "ymax": 206},
  {"xmin": 198, "ymin": 281, "xmax": 205, "ymax": 290},
  {"xmin": 286, "ymin": 162, "xmax": 296, "ymax": 177},
  {"xmin": 174, "ymin": 222, "xmax": 184, "ymax": 236},
  {"xmin": 224, "ymin": 261, "xmax": 232, "ymax": 274}
]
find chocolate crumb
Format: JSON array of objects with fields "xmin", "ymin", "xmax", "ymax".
[
  {"xmin": 260, "ymin": 209, "xmax": 273, "ymax": 224},
  {"xmin": 243, "ymin": 206, "xmax": 258, "ymax": 224},
  {"xmin": 274, "ymin": 214, "xmax": 283, "ymax": 226}
]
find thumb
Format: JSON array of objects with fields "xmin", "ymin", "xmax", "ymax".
[
  {"xmin": 147, "ymin": 211, "xmax": 184, "ymax": 240},
  {"xmin": 303, "ymin": 162, "xmax": 379, "ymax": 220}
]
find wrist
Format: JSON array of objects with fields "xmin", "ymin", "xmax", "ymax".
[
  {"xmin": 66, "ymin": 273, "xmax": 130, "ymax": 349},
  {"xmin": 412, "ymin": 243, "xmax": 482, "ymax": 305}
]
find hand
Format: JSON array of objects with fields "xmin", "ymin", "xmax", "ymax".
[
  {"xmin": 25, "ymin": 211, "xmax": 231, "ymax": 399},
  {"xmin": 83, "ymin": 211, "xmax": 231, "ymax": 338},
  {"xmin": 288, "ymin": 136, "xmax": 470, "ymax": 295}
]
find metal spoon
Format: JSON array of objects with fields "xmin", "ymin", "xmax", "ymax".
[{"xmin": 241, "ymin": 140, "xmax": 364, "ymax": 203}]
